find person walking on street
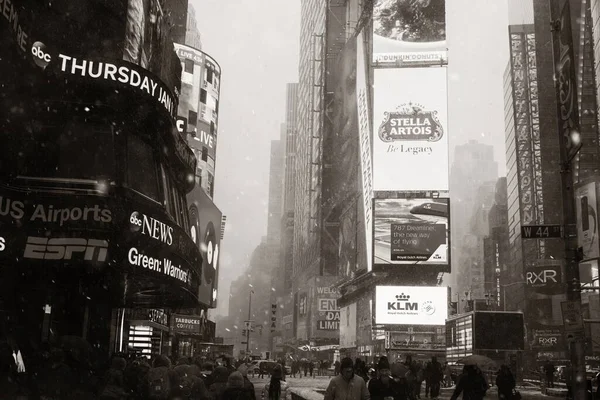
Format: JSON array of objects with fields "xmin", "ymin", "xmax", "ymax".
[
  {"xmin": 424, "ymin": 361, "xmax": 432, "ymax": 398},
  {"xmin": 495, "ymin": 365, "xmax": 515, "ymax": 400},
  {"xmin": 391, "ymin": 362, "xmax": 410, "ymax": 400},
  {"xmin": 368, "ymin": 357, "xmax": 395, "ymax": 400},
  {"xmin": 238, "ymin": 364, "xmax": 256, "ymax": 400},
  {"xmin": 309, "ymin": 360, "xmax": 314, "ymax": 378},
  {"xmin": 324, "ymin": 357, "xmax": 370, "ymax": 400},
  {"xmin": 543, "ymin": 361, "xmax": 555, "ymax": 389},
  {"xmin": 450, "ymin": 365, "xmax": 488, "ymax": 400},
  {"xmin": 262, "ymin": 364, "xmax": 291, "ymax": 400},
  {"xmin": 222, "ymin": 372, "xmax": 254, "ymax": 400},
  {"xmin": 428, "ymin": 357, "xmax": 443, "ymax": 400},
  {"xmin": 564, "ymin": 362, "xmax": 574, "ymax": 400}
]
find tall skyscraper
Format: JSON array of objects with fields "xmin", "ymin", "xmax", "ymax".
[
  {"xmin": 267, "ymin": 130, "xmax": 285, "ymax": 247},
  {"xmin": 185, "ymin": 3, "xmax": 203, "ymax": 50},
  {"xmin": 449, "ymin": 140, "xmax": 498, "ymax": 295},
  {"xmin": 293, "ymin": 0, "xmax": 327, "ymax": 282},
  {"xmin": 282, "ymin": 83, "xmax": 299, "ymax": 292}
]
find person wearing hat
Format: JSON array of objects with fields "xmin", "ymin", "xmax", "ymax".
[
  {"xmin": 368, "ymin": 357, "xmax": 395, "ymax": 400},
  {"xmin": 262, "ymin": 364, "xmax": 290, "ymax": 400},
  {"xmin": 238, "ymin": 364, "xmax": 257, "ymax": 400},
  {"xmin": 324, "ymin": 357, "xmax": 369, "ymax": 400}
]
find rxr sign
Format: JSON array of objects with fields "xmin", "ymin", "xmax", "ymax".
[
  {"xmin": 526, "ymin": 269, "xmax": 560, "ymax": 286},
  {"xmin": 538, "ymin": 337, "xmax": 558, "ymax": 346}
]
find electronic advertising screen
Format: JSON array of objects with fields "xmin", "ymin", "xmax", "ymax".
[
  {"xmin": 473, "ymin": 312, "xmax": 525, "ymax": 351},
  {"xmin": 372, "ymin": 67, "xmax": 448, "ymax": 192},
  {"xmin": 375, "ymin": 285, "xmax": 448, "ymax": 325},
  {"xmin": 373, "ymin": 196, "xmax": 449, "ymax": 272},
  {"xmin": 372, "ymin": 0, "xmax": 447, "ymax": 66}
]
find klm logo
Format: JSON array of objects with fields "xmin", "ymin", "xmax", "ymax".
[{"xmin": 388, "ymin": 293, "xmax": 418, "ymax": 311}]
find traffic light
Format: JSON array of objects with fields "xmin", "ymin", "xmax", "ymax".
[{"xmin": 242, "ymin": 329, "xmax": 247, "ymax": 336}]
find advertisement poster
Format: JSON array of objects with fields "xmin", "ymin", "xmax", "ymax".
[
  {"xmin": 575, "ymin": 181, "xmax": 599, "ymax": 261},
  {"xmin": 311, "ymin": 281, "xmax": 341, "ymax": 335},
  {"xmin": 373, "ymin": 67, "xmax": 448, "ymax": 191},
  {"xmin": 531, "ymin": 326, "xmax": 564, "ymax": 351},
  {"xmin": 174, "ymin": 43, "xmax": 220, "ymax": 164},
  {"xmin": 373, "ymin": 198, "xmax": 449, "ymax": 270},
  {"xmin": 375, "ymin": 286, "xmax": 448, "ymax": 325},
  {"xmin": 372, "ymin": 0, "xmax": 447, "ymax": 65},
  {"xmin": 340, "ymin": 303, "xmax": 357, "ymax": 348},
  {"xmin": 525, "ymin": 260, "xmax": 563, "ymax": 295},
  {"xmin": 357, "ymin": 29, "xmax": 374, "ymax": 272},
  {"xmin": 187, "ymin": 186, "xmax": 222, "ymax": 308}
]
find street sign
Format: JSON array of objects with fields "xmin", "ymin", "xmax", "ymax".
[
  {"xmin": 561, "ymin": 300, "xmax": 584, "ymax": 332},
  {"xmin": 521, "ymin": 224, "xmax": 563, "ymax": 239}
]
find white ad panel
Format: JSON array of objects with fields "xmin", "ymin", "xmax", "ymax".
[
  {"xmin": 372, "ymin": 0, "xmax": 447, "ymax": 65},
  {"xmin": 373, "ymin": 67, "xmax": 449, "ymax": 191},
  {"xmin": 375, "ymin": 286, "xmax": 448, "ymax": 325},
  {"xmin": 575, "ymin": 181, "xmax": 599, "ymax": 260},
  {"xmin": 340, "ymin": 303, "xmax": 357, "ymax": 348},
  {"xmin": 357, "ymin": 30, "xmax": 374, "ymax": 272}
]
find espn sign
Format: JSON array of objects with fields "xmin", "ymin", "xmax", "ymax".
[{"xmin": 24, "ymin": 236, "xmax": 108, "ymax": 262}]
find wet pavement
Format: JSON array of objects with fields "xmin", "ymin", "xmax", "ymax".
[{"xmin": 249, "ymin": 377, "xmax": 566, "ymax": 399}]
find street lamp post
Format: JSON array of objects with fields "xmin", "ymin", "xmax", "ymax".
[{"xmin": 246, "ymin": 289, "xmax": 254, "ymax": 359}]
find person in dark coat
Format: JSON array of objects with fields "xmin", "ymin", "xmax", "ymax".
[
  {"xmin": 450, "ymin": 365, "xmax": 488, "ymax": 400},
  {"xmin": 369, "ymin": 357, "xmax": 395, "ymax": 400},
  {"xmin": 496, "ymin": 365, "xmax": 515, "ymax": 400},
  {"xmin": 543, "ymin": 361, "xmax": 555, "ymax": 389},
  {"xmin": 427, "ymin": 357, "xmax": 443, "ymax": 399},
  {"xmin": 238, "ymin": 364, "xmax": 256, "ymax": 400},
  {"xmin": 210, "ymin": 366, "xmax": 231, "ymax": 400},
  {"xmin": 223, "ymin": 371, "xmax": 254, "ymax": 400},
  {"xmin": 99, "ymin": 356, "xmax": 127, "ymax": 399}
]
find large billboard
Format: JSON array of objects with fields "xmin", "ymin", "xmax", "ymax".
[
  {"xmin": 375, "ymin": 285, "xmax": 448, "ymax": 325},
  {"xmin": 373, "ymin": 197, "xmax": 449, "ymax": 271},
  {"xmin": 1, "ymin": 0, "xmax": 182, "ymax": 120},
  {"xmin": 357, "ymin": 29, "xmax": 374, "ymax": 273},
  {"xmin": 575, "ymin": 181, "xmax": 599, "ymax": 261},
  {"xmin": 340, "ymin": 303, "xmax": 357, "ymax": 348},
  {"xmin": 373, "ymin": 67, "xmax": 448, "ymax": 191},
  {"xmin": 187, "ymin": 186, "xmax": 223, "ymax": 308},
  {"xmin": 372, "ymin": 0, "xmax": 447, "ymax": 66},
  {"xmin": 174, "ymin": 43, "xmax": 221, "ymax": 164}
]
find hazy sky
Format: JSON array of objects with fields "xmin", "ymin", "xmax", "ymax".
[{"xmin": 192, "ymin": 0, "xmax": 510, "ymax": 315}]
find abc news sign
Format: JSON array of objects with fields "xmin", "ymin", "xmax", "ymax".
[{"xmin": 525, "ymin": 264, "xmax": 562, "ymax": 295}]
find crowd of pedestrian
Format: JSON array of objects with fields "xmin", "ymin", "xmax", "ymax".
[{"xmin": 0, "ymin": 346, "xmax": 263, "ymax": 400}]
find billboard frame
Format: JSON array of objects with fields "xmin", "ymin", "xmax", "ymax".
[{"xmin": 372, "ymin": 192, "xmax": 451, "ymax": 274}]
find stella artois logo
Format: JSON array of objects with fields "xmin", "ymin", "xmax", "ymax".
[{"xmin": 378, "ymin": 103, "xmax": 443, "ymax": 142}]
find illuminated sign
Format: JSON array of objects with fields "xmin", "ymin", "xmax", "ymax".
[
  {"xmin": 129, "ymin": 211, "xmax": 174, "ymax": 246},
  {"xmin": 372, "ymin": 0, "xmax": 447, "ymax": 65},
  {"xmin": 171, "ymin": 313, "xmax": 202, "ymax": 334},
  {"xmin": 375, "ymin": 286, "xmax": 448, "ymax": 325},
  {"xmin": 373, "ymin": 198, "xmax": 449, "ymax": 270},
  {"xmin": 24, "ymin": 237, "xmax": 108, "ymax": 262},
  {"xmin": 317, "ymin": 320, "xmax": 339, "ymax": 330},
  {"xmin": 373, "ymin": 68, "xmax": 448, "ymax": 191},
  {"xmin": 127, "ymin": 247, "xmax": 190, "ymax": 285},
  {"xmin": 0, "ymin": 197, "xmax": 112, "ymax": 226},
  {"xmin": 55, "ymin": 54, "xmax": 177, "ymax": 118},
  {"xmin": 378, "ymin": 103, "xmax": 443, "ymax": 142}
]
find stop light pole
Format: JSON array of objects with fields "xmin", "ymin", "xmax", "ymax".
[{"xmin": 549, "ymin": 2, "xmax": 586, "ymax": 399}]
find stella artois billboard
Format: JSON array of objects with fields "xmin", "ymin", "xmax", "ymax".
[{"xmin": 373, "ymin": 67, "xmax": 449, "ymax": 191}]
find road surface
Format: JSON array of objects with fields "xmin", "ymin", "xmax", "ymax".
[{"xmin": 249, "ymin": 377, "xmax": 564, "ymax": 399}]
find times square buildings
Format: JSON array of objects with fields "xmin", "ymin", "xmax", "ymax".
[
  {"xmin": 0, "ymin": 0, "xmax": 225, "ymax": 363},
  {"xmin": 273, "ymin": 0, "xmax": 600, "ymax": 369}
]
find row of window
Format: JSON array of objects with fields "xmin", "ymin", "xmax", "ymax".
[{"xmin": 5, "ymin": 116, "xmax": 191, "ymax": 233}]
